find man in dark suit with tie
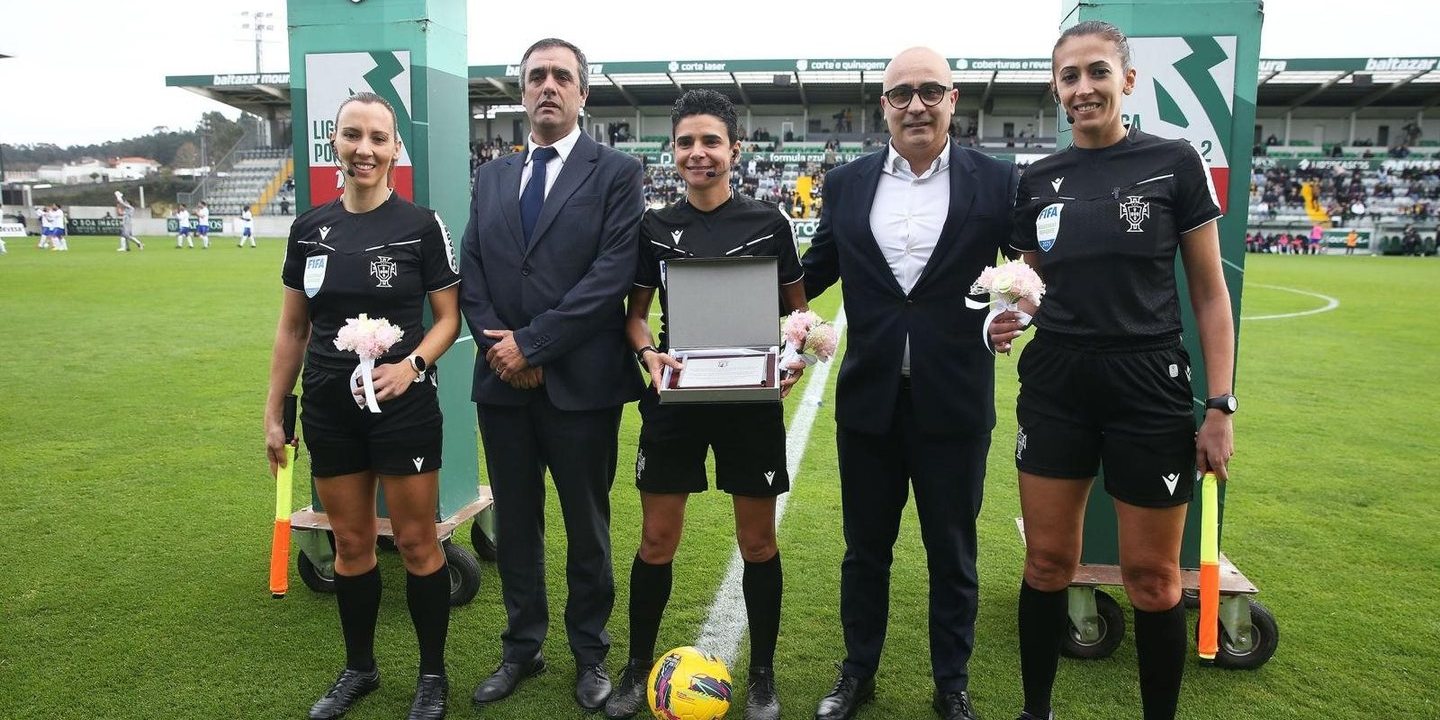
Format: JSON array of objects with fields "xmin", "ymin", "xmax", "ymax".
[
  {"xmin": 458, "ymin": 37, "xmax": 645, "ymax": 712},
  {"xmin": 802, "ymin": 47, "xmax": 1018, "ymax": 720}
]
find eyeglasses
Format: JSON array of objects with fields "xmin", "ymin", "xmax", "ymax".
[{"xmin": 882, "ymin": 83, "xmax": 950, "ymax": 109}]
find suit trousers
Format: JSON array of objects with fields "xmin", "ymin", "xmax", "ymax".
[
  {"xmin": 477, "ymin": 396, "xmax": 623, "ymax": 666},
  {"xmin": 837, "ymin": 383, "xmax": 989, "ymax": 693}
]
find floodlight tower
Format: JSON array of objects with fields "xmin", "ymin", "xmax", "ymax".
[{"xmin": 240, "ymin": 11, "xmax": 276, "ymax": 73}]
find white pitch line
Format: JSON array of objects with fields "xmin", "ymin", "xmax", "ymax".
[
  {"xmin": 694, "ymin": 307, "xmax": 848, "ymax": 665},
  {"xmin": 1241, "ymin": 283, "xmax": 1340, "ymax": 321}
]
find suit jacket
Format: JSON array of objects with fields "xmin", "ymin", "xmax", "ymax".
[
  {"xmin": 459, "ymin": 132, "xmax": 646, "ymax": 411},
  {"xmin": 802, "ymin": 144, "xmax": 1018, "ymax": 436}
]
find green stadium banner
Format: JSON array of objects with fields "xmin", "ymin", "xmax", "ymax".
[
  {"xmin": 1059, "ymin": 0, "xmax": 1263, "ymax": 568},
  {"xmin": 68, "ymin": 218, "xmax": 124, "ymax": 235},
  {"xmin": 164, "ymin": 218, "xmax": 227, "ymax": 234},
  {"xmin": 1323, "ymin": 228, "xmax": 1372, "ymax": 250},
  {"xmin": 287, "ymin": 0, "xmax": 476, "ymax": 517}
]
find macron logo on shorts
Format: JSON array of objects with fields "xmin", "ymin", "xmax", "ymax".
[
  {"xmin": 413, "ymin": 457, "xmax": 424, "ymax": 472},
  {"xmin": 1162, "ymin": 472, "xmax": 1180, "ymax": 496},
  {"xmin": 764, "ymin": 471, "xmax": 776, "ymax": 486}
]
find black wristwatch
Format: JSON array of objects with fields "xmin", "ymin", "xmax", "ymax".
[
  {"xmin": 635, "ymin": 345, "xmax": 657, "ymax": 364},
  {"xmin": 1205, "ymin": 394, "xmax": 1238, "ymax": 414}
]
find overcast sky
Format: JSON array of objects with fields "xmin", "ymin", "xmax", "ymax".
[{"xmin": 1, "ymin": 0, "xmax": 1436, "ymax": 147}]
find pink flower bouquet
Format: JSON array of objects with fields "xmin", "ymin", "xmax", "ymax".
[
  {"xmin": 334, "ymin": 313, "xmax": 404, "ymax": 413},
  {"xmin": 964, "ymin": 259, "xmax": 1045, "ymax": 353},
  {"xmin": 779, "ymin": 310, "xmax": 839, "ymax": 375}
]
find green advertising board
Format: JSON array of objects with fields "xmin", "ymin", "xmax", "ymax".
[
  {"xmin": 1323, "ymin": 228, "xmax": 1371, "ymax": 249},
  {"xmin": 165, "ymin": 218, "xmax": 226, "ymax": 233},
  {"xmin": 67, "ymin": 218, "xmax": 124, "ymax": 236},
  {"xmin": 287, "ymin": 0, "xmax": 476, "ymax": 517}
]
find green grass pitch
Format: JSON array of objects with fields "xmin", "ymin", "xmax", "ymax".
[{"xmin": 0, "ymin": 236, "xmax": 1435, "ymax": 718}]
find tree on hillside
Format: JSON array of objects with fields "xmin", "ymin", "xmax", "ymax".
[
  {"xmin": 202, "ymin": 112, "xmax": 246, "ymax": 162},
  {"xmin": 173, "ymin": 141, "xmax": 200, "ymax": 168}
]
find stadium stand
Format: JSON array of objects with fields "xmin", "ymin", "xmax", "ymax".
[
  {"xmin": 165, "ymin": 55, "xmax": 1440, "ymax": 245},
  {"xmin": 201, "ymin": 148, "xmax": 293, "ymax": 217}
]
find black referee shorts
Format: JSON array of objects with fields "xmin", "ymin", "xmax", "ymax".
[
  {"xmin": 634, "ymin": 389, "xmax": 789, "ymax": 497},
  {"xmin": 299, "ymin": 364, "xmax": 443, "ymax": 478},
  {"xmin": 1014, "ymin": 333, "xmax": 1196, "ymax": 508}
]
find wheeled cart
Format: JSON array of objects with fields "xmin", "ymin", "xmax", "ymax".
[{"xmin": 291, "ymin": 486, "xmax": 496, "ymax": 606}]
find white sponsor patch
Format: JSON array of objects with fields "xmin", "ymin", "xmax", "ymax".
[
  {"xmin": 1036, "ymin": 202, "xmax": 1063, "ymax": 252},
  {"xmin": 435, "ymin": 212, "xmax": 458, "ymax": 274},
  {"xmin": 303, "ymin": 255, "xmax": 328, "ymax": 298}
]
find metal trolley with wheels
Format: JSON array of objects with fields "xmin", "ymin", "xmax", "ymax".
[
  {"xmin": 291, "ymin": 485, "xmax": 496, "ymax": 606},
  {"xmin": 1062, "ymin": 556, "xmax": 1278, "ymax": 670},
  {"xmin": 1017, "ymin": 516, "xmax": 1279, "ymax": 670}
]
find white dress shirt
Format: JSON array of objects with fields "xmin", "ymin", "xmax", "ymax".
[
  {"xmin": 519, "ymin": 124, "xmax": 583, "ymax": 200},
  {"xmin": 870, "ymin": 140, "xmax": 952, "ymax": 375}
]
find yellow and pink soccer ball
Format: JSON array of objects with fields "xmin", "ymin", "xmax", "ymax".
[{"xmin": 647, "ymin": 646, "xmax": 733, "ymax": 720}]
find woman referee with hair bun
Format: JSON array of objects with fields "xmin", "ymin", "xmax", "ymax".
[
  {"xmin": 990, "ymin": 21, "xmax": 1237, "ymax": 720},
  {"xmin": 265, "ymin": 91, "xmax": 461, "ymax": 720}
]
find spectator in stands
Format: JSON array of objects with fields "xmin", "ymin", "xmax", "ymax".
[
  {"xmin": 1402, "ymin": 224, "xmax": 1421, "ymax": 255},
  {"xmin": 280, "ymin": 197, "xmax": 291, "ymax": 215}
]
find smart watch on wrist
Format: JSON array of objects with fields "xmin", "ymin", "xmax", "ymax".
[
  {"xmin": 407, "ymin": 354, "xmax": 428, "ymax": 383},
  {"xmin": 1205, "ymin": 393, "xmax": 1238, "ymax": 414}
]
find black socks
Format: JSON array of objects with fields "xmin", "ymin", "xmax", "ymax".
[
  {"xmin": 626, "ymin": 551, "xmax": 782, "ymax": 671},
  {"xmin": 334, "ymin": 565, "xmax": 382, "ymax": 672},
  {"xmin": 407, "ymin": 563, "xmax": 451, "ymax": 676},
  {"xmin": 1017, "ymin": 580, "xmax": 1067, "ymax": 718},
  {"xmin": 1134, "ymin": 600, "xmax": 1186, "ymax": 720},
  {"xmin": 742, "ymin": 552, "xmax": 782, "ymax": 669},
  {"xmin": 627, "ymin": 554, "xmax": 673, "ymax": 665}
]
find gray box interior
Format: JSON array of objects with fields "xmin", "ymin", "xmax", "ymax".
[{"xmin": 665, "ymin": 257, "xmax": 780, "ymax": 350}]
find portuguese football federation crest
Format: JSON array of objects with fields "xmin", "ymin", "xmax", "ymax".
[
  {"xmin": 370, "ymin": 256, "xmax": 398, "ymax": 287},
  {"xmin": 1120, "ymin": 196, "xmax": 1150, "ymax": 233}
]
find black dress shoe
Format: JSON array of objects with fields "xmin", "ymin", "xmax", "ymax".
[
  {"xmin": 933, "ymin": 690, "xmax": 980, "ymax": 720},
  {"xmin": 576, "ymin": 663, "xmax": 613, "ymax": 710},
  {"xmin": 745, "ymin": 666, "xmax": 781, "ymax": 720},
  {"xmin": 814, "ymin": 667, "xmax": 874, "ymax": 720},
  {"xmin": 408, "ymin": 673, "xmax": 448, "ymax": 720},
  {"xmin": 603, "ymin": 659, "xmax": 650, "ymax": 719},
  {"xmin": 308, "ymin": 666, "xmax": 380, "ymax": 720},
  {"xmin": 471, "ymin": 654, "xmax": 546, "ymax": 705}
]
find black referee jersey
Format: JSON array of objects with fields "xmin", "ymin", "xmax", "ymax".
[
  {"xmin": 636, "ymin": 194, "xmax": 804, "ymax": 352},
  {"xmin": 1011, "ymin": 127, "xmax": 1222, "ymax": 342},
  {"xmin": 282, "ymin": 193, "xmax": 461, "ymax": 372}
]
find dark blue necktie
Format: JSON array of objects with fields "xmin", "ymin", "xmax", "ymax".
[{"xmin": 521, "ymin": 146, "xmax": 559, "ymax": 243}]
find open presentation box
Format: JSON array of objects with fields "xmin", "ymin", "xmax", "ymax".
[{"xmin": 658, "ymin": 257, "xmax": 781, "ymax": 404}]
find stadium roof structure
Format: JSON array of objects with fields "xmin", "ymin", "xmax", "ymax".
[{"xmin": 168, "ymin": 55, "xmax": 1440, "ymax": 117}]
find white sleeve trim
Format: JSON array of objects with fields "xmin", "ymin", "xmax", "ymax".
[
  {"xmin": 1182, "ymin": 214, "xmax": 1223, "ymax": 235},
  {"xmin": 427, "ymin": 277, "xmax": 462, "ymax": 293},
  {"xmin": 633, "ymin": 282, "xmax": 659, "ymax": 289},
  {"xmin": 780, "ymin": 274, "xmax": 805, "ymax": 286}
]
